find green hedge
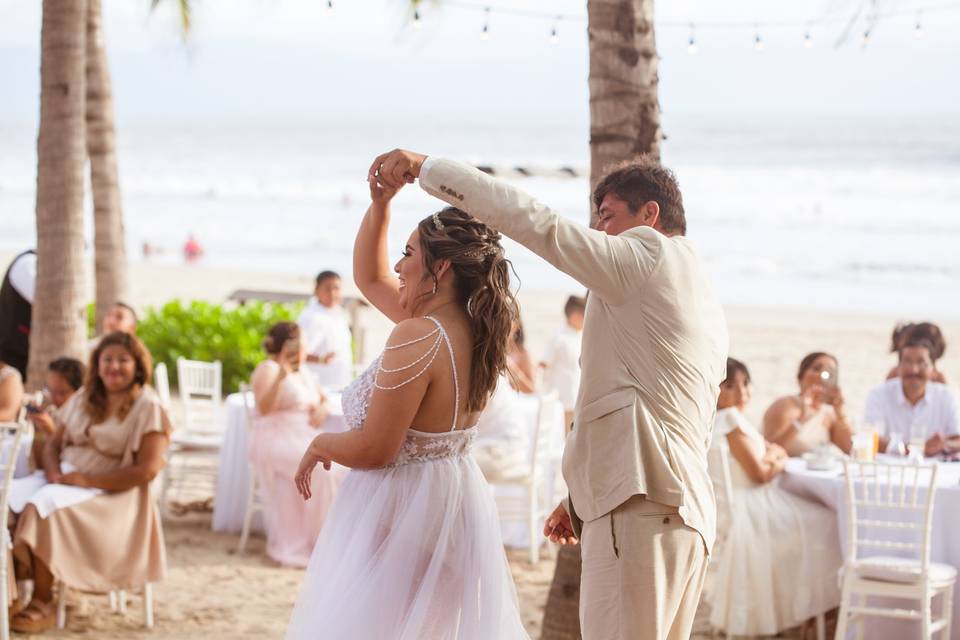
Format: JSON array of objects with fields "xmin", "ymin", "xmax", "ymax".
[{"xmin": 137, "ymin": 300, "xmax": 304, "ymax": 394}]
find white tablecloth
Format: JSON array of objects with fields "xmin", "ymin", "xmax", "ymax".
[
  {"xmin": 211, "ymin": 391, "xmax": 347, "ymax": 533},
  {"xmin": 781, "ymin": 457, "xmax": 960, "ymax": 639}
]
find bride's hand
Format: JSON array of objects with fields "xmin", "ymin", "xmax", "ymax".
[
  {"xmin": 368, "ymin": 174, "xmax": 401, "ymax": 207},
  {"xmin": 295, "ymin": 449, "xmax": 332, "ymax": 500}
]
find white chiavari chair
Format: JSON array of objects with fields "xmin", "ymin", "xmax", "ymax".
[{"xmin": 835, "ymin": 459, "xmax": 954, "ymax": 639}]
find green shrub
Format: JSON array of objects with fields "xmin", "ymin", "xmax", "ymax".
[{"xmin": 137, "ymin": 300, "xmax": 304, "ymax": 394}]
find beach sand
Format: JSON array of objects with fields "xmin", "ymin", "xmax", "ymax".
[{"xmin": 7, "ymin": 255, "xmax": 959, "ymax": 638}]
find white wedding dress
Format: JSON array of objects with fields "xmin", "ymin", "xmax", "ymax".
[{"xmin": 285, "ymin": 316, "xmax": 529, "ymax": 640}]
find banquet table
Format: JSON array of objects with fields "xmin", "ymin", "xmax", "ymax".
[
  {"xmin": 211, "ymin": 391, "xmax": 347, "ymax": 533},
  {"xmin": 781, "ymin": 457, "xmax": 960, "ymax": 639}
]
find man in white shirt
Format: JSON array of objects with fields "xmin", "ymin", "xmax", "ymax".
[
  {"xmin": 865, "ymin": 336, "xmax": 960, "ymax": 457},
  {"xmin": 540, "ymin": 295, "xmax": 586, "ymax": 430},
  {"xmin": 298, "ymin": 271, "xmax": 353, "ymax": 389}
]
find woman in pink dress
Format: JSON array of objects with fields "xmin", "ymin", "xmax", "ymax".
[{"xmin": 249, "ymin": 322, "xmax": 343, "ymax": 566}]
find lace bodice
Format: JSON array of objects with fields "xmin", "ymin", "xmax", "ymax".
[{"xmin": 339, "ymin": 318, "xmax": 476, "ymax": 467}]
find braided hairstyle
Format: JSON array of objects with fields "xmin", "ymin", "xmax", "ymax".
[{"xmin": 416, "ymin": 207, "xmax": 520, "ymax": 413}]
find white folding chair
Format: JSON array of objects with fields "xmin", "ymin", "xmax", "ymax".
[
  {"xmin": 0, "ymin": 416, "xmax": 29, "ymax": 640},
  {"xmin": 161, "ymin": 358, "xmax": 223, "ymax": 515},
  {"xmin": 491, "ymin": 391, "xmax": 562, "ymax": 564},
  {"xmin": 237, "ymin": 383, "xmax": 265, "ymax": 553},
  {"xmin": 706, "ymin": 445, "xmax": 825, "ymax": 640},
  {"xmin": 835, "ymin": 459, "xmax": 954, "ymax": 639},
  {"xmin": 154, "ymin": 362, "xmax": 172, "ymax": 412}
]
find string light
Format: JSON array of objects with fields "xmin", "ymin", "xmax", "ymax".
[{"xmin": 374, "ymin": 1, "xmax": 960, "ymax": 52}]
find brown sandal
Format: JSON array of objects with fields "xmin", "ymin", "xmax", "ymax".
[{"xmin": 10, "ymin": 599, "xmax": 57, "ymax": 633}]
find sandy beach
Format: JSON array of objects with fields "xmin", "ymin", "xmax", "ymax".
[{"xmin": 7, "ymin": 255, "xmax": 960, "ymax": 639}]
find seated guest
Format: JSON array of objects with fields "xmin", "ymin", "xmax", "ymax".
[
  {"xmin": 707, "ymin": 358, "xmax": 842, "ymax": 636},
  {"xmin": 763, "ymin": 352, "xmax": 853, "ymax": 456},
  {"xmin": 866, "ymin": 335, "xmax": 960, "ymax": 456},
  {"xmin": 0, "ymin": 357, "xmax": 24, "ymax": 422},
  {"xmin": 298, "ymin": 271, "xmax": 353, "ymax": 389},
  {"xmin": 86, "ymin": 301, "xmax": 138, "ymax": 354},
  {"xmin": 10, "ymin": 332, "xmax": 169, "ymax": 633},
  {"xmin": 539, "ymin": 295, "xmax": 585, "ymax": 429},
  {"xmin": 26, "ymin": 357, "xmax": 86, "ymax": 469},
  {"xmin": 249, "ymin": 322, "xmax": 344, "ymax": 567},
  {"xmin": 506, "ymin": 320, "xmax": 537, "ymax": 394},
  {"xmin": 473, "ymin": 376, "xmax": 530, "ymax": 482},
  {"xmin": 886, "ymin": 321, "xmax": 948, "ymax": 384}
]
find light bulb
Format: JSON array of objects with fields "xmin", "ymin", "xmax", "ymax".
[
  {"xmin": 804, "ymin": 31, "xmax": 813, "ymax": 48},
  {"xmin": 754, "ymin": 34, "xmax": 764, "ymax": 51},
  {"xmin": 687, "ymin": 37, "xmax": 698, "ymax": 55},
  {"xmin": 326, "ymin": 0, "xmax": 333, "ymax": 14},
  {"xmin": 413, "ymin": 9, "xmax": 422, "ymax": 29},
  {"xmin": 550, "ymin": 26, "xmax": 559, "ymax": 44},
  {"xmin": 914, "ymin": 22, "xmax": 923, "ymax": 38},
  {"xmin": 481, "ymin": 24, "xmax": 489, "ymax": 41}
]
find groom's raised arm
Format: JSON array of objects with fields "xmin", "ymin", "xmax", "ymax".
[
  {"xmin": 369, "ymin": 149, "xmax": 659, "ymax": 305},
  {"xmin": 418, "ymin": 157, "xmax": 659, "ymax": 305}
]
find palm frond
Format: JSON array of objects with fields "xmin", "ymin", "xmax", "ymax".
[{"xmin": 149, "ymin": 0, "xmax": 192, "ymax": 38}]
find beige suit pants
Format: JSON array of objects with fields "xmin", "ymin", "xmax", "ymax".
[{"xmin": 579, "ymin": 495, "xmax": 708, "ymax": 640}]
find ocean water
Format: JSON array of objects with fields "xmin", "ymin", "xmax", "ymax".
[{"xmin": 1, "ymin": 113, "xmax": 959, "ymax": 317}]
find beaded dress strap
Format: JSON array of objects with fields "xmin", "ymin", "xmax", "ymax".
[
  {"xmin": 372, "ymin": 316, "xmax": 461, "ymax": 432},
  {"xmin": 423, "ymin": 316, "xmax": 460, "ymax": 432}
]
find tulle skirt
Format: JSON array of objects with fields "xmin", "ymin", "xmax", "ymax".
[
  {"xmin": 708, "ymin": 478, "xmax": 843, "ymax": 634},
  {"xmin": 285, "ymin": 454, "xmax": 529, "ymax": 640}
]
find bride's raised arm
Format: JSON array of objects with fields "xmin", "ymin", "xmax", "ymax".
[{"xmin": 352, "ymin": 176, "xmax": 407, "ymax": 324}]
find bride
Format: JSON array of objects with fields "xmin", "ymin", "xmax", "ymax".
[{"xmin": 285, "ymin": 171, "xmax": 529, "ymax": 639}]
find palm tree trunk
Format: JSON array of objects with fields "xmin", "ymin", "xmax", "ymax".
[
  {"xmin": 542, "ymin": 2, "xmax": 661, "ymax": 636},
  {"xmin": 587, "ymin": 0, "xmax": 662, "ymax": 221},
  {"xmin": 86, "ymin": 0, "xmax": 128, "ymax": 332},
  {"xmin": 28, "ymin": 0, "xmax": 89, "ymax": 389}
]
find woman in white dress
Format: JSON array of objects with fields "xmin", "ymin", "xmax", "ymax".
[
  {"xmin": 707, "ymin": 357, "xmax": 842, "ymax": 636},
  {"xmin": 285, "ymin": 170, "xmax": 529, "ymax": 639}
]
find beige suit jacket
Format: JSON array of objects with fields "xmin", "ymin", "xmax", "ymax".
[{"xmin": 419, "ymin": 158, "xmax": 729, "ymax": 551}]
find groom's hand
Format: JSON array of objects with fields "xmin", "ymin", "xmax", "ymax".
[
  {"xmin": 543, "ymin": 502, "xmax": 579, "ymax": 545},
  {"xmin": 369, "ymin": 149, "xmax": 427, "ymax": 189}
]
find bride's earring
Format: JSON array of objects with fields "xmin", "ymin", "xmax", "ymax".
[
  {"xmin": 431, "ymin": 279, "xmax": 438, "ymax": 295},
  {"xmin": 466, "ymin": 294, "xmax": 476, "ymax": 318}
]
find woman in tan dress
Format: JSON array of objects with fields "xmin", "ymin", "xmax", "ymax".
[
  {"xmin": 763, "ymin": 351, "xmax": 853, "ymax": 456},
  {"xmin": 10, "ymin": 332, "xmax": 170, "ymax": 633}
]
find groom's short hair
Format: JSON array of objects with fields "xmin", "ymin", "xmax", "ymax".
[{"xmin": 592, "ymin": 156, "xmax": 686, "ymax": 236}]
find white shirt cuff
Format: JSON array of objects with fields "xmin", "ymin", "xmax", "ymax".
[{"xmin": 419, "ymin": 156, "xmax": 437, "ymax": 184}]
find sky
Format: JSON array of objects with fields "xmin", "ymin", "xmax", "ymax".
[{"xmin": 0, "ymin": 0, "xmax": 958, "ymax": 124}]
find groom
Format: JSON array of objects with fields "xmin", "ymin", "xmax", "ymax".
[{"xmin": 371, "ymin": 149, "xmax": 728, "ymax": 640}]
